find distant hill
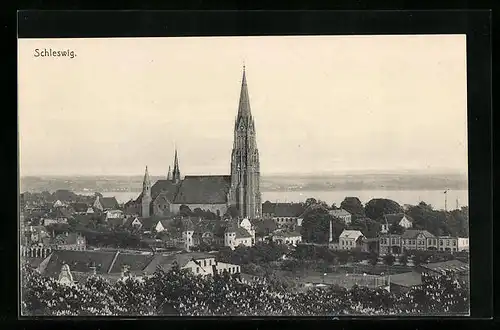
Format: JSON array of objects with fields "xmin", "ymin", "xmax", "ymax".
[{"xmin": 20, "ymin": 173, "xmax": 468, "ymax": 193}]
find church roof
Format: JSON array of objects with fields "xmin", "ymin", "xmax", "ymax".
[
  {"xmin": 173, "ymin": 175, "xmax": 231, "ymax": 204},
  {"xmin": 151, "ymin": 180, "xmax": 180, "ymax": 200},
  {"xmin": 99, "ymin": 197, "xmax": 120, "ymax": 210}
]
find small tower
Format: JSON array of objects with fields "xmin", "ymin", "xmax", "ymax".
[
  {"xmin": 172, "ymin": 149, "xmax": 181, "ymax": 184},
  {"xmin": 167, "ymin": 166, "xmax": 172, "ymax": 181},
  {"xmin": 329, "ymin": 218, "xmax": 333, "ymax": 242},
  {"xmin": 224, "ymin": 221, "xmax": 238, "ymax": 250},
  {"xmin": 181, "ymin": 218, "xmax": 195, "ymax": 252},
  {"xmin": 141, "ymin": 166, "xmax": 152, "ymax": 218}
]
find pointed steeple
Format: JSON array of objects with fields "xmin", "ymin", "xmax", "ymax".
[
  {"xmin": 143, "ymin": 166, "xmax": 150, "ymax": 187},
  {"xmin": 236, "ymin": 65, "xmax": 252, "ymax": 124},
  {"xmin": 167, "ymin": 166, "xmax": 172, "ymax": 180},
  {"xmin": 141, "ymin": 166, "xmax": 151, "ymax": 218},
  {"xmin": 172, "ymin": 148, "xmax": 181, "ymax": 183}
]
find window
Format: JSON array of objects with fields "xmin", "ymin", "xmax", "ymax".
[
  {"xmin": 446, "ymin": 240, "xmax": 450, "ymax": 246},
  {"xmin": 203, "ymin": 260, "xmax": 206, "ymax": 267},
  {"xmin": 196, "ymin": 267, "xmax": 199, "ymax": 273},
  {"xmin": 209, "ymin": 260, "xmax": 212, "ymax": 266},
  {"xmin": 453, "ymin": 241, "xmax": 456, "ymax": 246},
  {"xmin": 440, "ymin": 240, "xmax": 443, "ymax": 246}
]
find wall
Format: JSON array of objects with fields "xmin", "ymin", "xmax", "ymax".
[{"xmin": 215, "ymin": 262, "xmax": 241, "ymax": 275}]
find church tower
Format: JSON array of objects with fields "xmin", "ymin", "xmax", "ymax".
[
  {"xmin": 172, "ymin": 149, "xmax": 181, "ymax": 184},
  {"xmin": 141, "ymin": 166, "xmax": 152, "ymax": 218},
  {"xmin": 229, "ymin": 66, "xmax": 262, "ymax": 218}
]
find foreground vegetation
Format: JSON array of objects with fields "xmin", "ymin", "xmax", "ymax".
[{"xmin": 21, "ymin": 262, "xmax": 469, "ymax": 316}]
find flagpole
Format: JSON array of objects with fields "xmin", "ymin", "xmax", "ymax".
[{"xmin": 444, "ymin": 190, "xmax": 448, "ymax": 212}]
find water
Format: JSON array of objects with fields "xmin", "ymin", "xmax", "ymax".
[{"xmin": 77, "ymin": 189, "xmax": 468, "ymax": 211}]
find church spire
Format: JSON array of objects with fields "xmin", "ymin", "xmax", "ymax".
[
  {"xmin": 172, "ymin": 148, "xmax": 181, "ymax": 183},
  {"xmin": 236, "ymin": 65, "xmax": 252, "ymax": 123},
  {"xmin": 167, "ymin": 166, "xmax": 172, "ymax": 180},
  {"xmin": 143, "ymin": 165, "xmax": 150, "ymax": 187},
  {"xmin": 141, "ymin": 165, "xmax": 152, "ymax": 218}
]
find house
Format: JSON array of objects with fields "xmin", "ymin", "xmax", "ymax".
[
  {"xmin": 224, "ymin": 219, "xmax": 255, "ymax": 250},
  {"xmin": 272, "ymin": 231, "xmax": 302, "ymax": 246},
  {"xmin": 389, "ymin": 271, "xmax": 423, "ymax": 293},
  {"xmin": 53, "ymin": 200, "xmax": 67, "ymax": 208},
  {"xmin": 380, "ymin": 213, "xmax": 413, "ymax": 233},
  {"xmin": 40, "ymin": 250, "xmax": 242, "ymax": 284},
  {"xmin": 43, "ymin": 208, "xmax": 72, "ymax": 226},
  {"xmin": 401, "ymin": 230, "xmax": 436, "ymax": 252},
  {"xmin": 93, "ymin": 195, "xmax": 120, "ymax": 212},
  {"xmin": 378, "ymin": 234, "xmax": 402, "ymax": 255},
  {"xmin": 437, "ymin": 236, "xmax": 459, "ymax": 252},
  {"xmin": 124, "ymin": 216, "xmax": 143, "ymax": 230},
  {"xmin": 328, "ymin": 209, "xmax": 352, "ymax": 225},
  {"xmin": 457, "ymin": 237, "xmax": 469, "ymax": 252},
  {"xmin": 70, "ymin": 202, "xmax": 89, "ymax": 214},
  {"xmin": 27, "ymin": 225, "xmax": 51, "ymax": 246},
  {"xmin": 104, "ymin": 210, "xmax": 124, "ymax": 221},
  {"xmin": 52, "ymin": 233, "xmax": 86, "ymax": 251},
  {"xmin": 338, "ymin": 230, "xmax": 365, "ymax": 250},
  {"xmin": 86, "ymin": 207, "xmax": 96, "ymax": 215},
  {"xmin": 262, "ymin": 202, "xmax": 306, "ymax": 229}
]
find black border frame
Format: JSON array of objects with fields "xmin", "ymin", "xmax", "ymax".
[{"xmin": 7, "ymin": 8, "xmax": 494, "ymax": 329}]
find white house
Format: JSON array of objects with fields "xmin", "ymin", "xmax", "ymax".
[
  {"xmin": 457, "ymin": 237, "xmax": 469, "ymax": 252},
  {"xmin": 381, "ymin": 213, "xmax": 413, "ymax": 233},
  {"xmin": 104, "ymin": 210, "xmax": 124, "ymax": 221},
  {"xmin": 224, "ymin": 219, "xmax": 255, "ymax": 250},
  {"xmin": 328, "ymin": 209, "xmax": 352, "ymax": 225},
  {"xmin": 272, "ymin": 231, "xmax": 302, "ymax": 246},
  {"xmin": 338, "ymin": 230, "xmax": 365, "ymax": 250},
  {"xmin": 53, "ymin": 200, "xmax": 66, "ymax": 208}
]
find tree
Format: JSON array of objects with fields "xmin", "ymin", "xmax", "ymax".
[
  {"xmin": 340, "ymin": 197, "xmax": 365, "ymax": 217},
  {"xmin": 305, "ymin": 198, "xmax": 318, "ymax": 207},
  {"xmin": 300, "ymin": 207, "xmax": 344, "ymax": 244},
  {"xmin": 224, "ymin": 205, "xmax": 239, "ymax": 219},
  {"xmin": 388, "ymin": 223, "xmax": 405, "ymax": 235},
  {"xmin": 179, "ymin": 205, "xmax": 192, "ymax": 217},
  {"xmin": 364, "ymin": 199, "xmax": 403, "ymax": 221},
  {"xmin": 368, "ymin": 252, "xmax": 378, "ymax": 266},
  {"xmin": 383, "ymin": 254, "xmax": 395, "ymax": 266}
]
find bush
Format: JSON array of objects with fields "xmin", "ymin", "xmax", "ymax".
[
  {"xmin": 383, "ymin": 254, "xmax": 395, "ymax": 266},
  {"xmin": 21, "ymin": 262, "xmax": 469, "ymax": 316}
]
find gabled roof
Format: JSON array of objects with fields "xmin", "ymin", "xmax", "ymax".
[
  {"xmin": 384, "ymin": 213, "xmax": 413, "ymax": 225},
  {"xmin": 43, "ymin": 250, "xmax": 118, "ymax": 277},
  {"xmin": 151, "ymin": 180, "xmax": 180, "ymax": 201},
  {"xmin": 173, "ymin": 175, "xmax": 231, "ymax": 204},
  {"xmin": 339, "ymin": 230, "xmax": 364, "ymax": 240},
  {"xmin": 235, "ymin": 226, "xmax": 252, "ymax": 239},
  {"xmin": 99, "ymin": 197, "xmax": 120, "ymax": 210},
  {"xmin": 123, "ymin": 217, "xmax": 141, "ymax": 227},
  {"xmin": 262, "ymin": 202, "xmax": 306, "ymax": 217},
  {"xmin": 402, "ymin": 229, "xmax": 435, "ymax": 239},
  {"xmin": 108, "ymin": 252, "xmax": 155, "ymax": 274},
  {"xmin": 329, "ymin": 209, "xmax": 352, "ymax": 218}
]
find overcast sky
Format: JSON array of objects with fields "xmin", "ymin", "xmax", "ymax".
[{"xmin": 18, "ymin": 35, "xmax": 467, "ymax": 177}]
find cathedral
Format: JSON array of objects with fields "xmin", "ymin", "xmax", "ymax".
[{"xmin": 127, "ymin": 67, "xmax": 262, "ymax": 219}]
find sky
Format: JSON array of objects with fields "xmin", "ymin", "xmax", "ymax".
[{"xmin": 18, "ymin": 35, "xmax": 468, "ymax": 177}]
